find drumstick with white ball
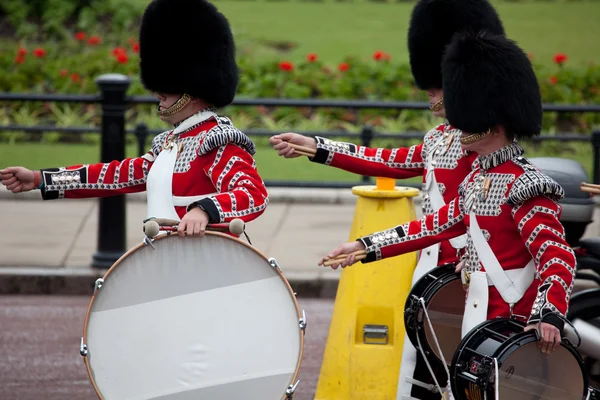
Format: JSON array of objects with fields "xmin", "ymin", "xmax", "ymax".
[
  {"xmin": 322, "ymin": 250, "xmax": 367, "ymax": 267},
  {"xmin": 143, "ymin": 218, "xmax": 245, "ymax": 238}
]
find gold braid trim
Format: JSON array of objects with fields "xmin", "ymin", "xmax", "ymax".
[
  {"xmin": 430, "ymin": 98, "xmax": 444, "ymax": 112},
  {"xmin": 459, "ymin": 128, "xmax": 492, "ymax": 145},
  {"xmin": 158, "ymin": 93, "xmax": 191, "ymax": 117}
]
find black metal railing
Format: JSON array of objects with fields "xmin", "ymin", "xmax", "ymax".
[{"xmin": 2, "ymin": 73, "xmax": 600, "ymax": 268}]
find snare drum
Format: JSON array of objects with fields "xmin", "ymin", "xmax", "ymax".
[
  {"xmin": 80, "ymin": 232, "xmax": 305, "ymax": 400},
  {"xmin": 451, "ymin": 318, "xmax": 589, "ymax": 400},
  {"xmin": 404, "ymin": 263, "xmax": 465, "ymax": 367}
]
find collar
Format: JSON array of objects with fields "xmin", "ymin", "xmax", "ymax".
[
  {"xmin": 172, "ymin": 107, "xmax": 217, "ymax": 133},
  {"xmin": 478, "ymin": 141, "xmax": 524, "ymax": 171}
]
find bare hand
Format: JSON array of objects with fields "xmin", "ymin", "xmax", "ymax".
[
  {"xmin": 177, "ymin": 207, "xmax": 210, "ymax": 237},
  {"xmin": 318, "ymin": 241, "xmax": 366, "ymax": 270},
  {"xmin": 269, "ymin": 132, "xmax": 317, "ymax": 158},
  {"xmin": 0, "ymin": 167, "xmax": 37, "ymax": 193},
  {"xmin": 524, "ymin": 322, "xmax": 562, "ymax": 354}
]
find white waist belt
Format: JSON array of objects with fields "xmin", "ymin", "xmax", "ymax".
[{"xmin": 172, "ymin": 193, "xmax": 217, "ymax": 207}]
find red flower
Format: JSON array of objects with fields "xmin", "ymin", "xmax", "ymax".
[
  {"xmin": 549, "ymin": 75, "xmax": 558, "ymax": 85},
  {"xmin": 17, "ymin": 47, "xmax": 27, "ymax": 56},
  {"xmin": 116, "ymin": 53, "xmax": 129, "ymax": 64},
  {"xmin": 112, "ymin": 47, "xmax": 126, "ymax": 57},
  {"xmin": 132, "ymin": 42, "xmax": 140, "ymax": 53},
  {"xmin": 33, "ymin": 48, "xmax": 46, "ymax": 58},
  {"xmin": 74, "ymin": 32, "xmax": 86, "ymax": 41},
  {"xmin": 528, "ymin": 52, "xmax": 535, "ymax": 61},
  {"xmin": 306, "ymin": 53, "xmax": 317, "ymax": 62},
  {"xmin": 373, "ymin": 50, "xmax": 385, "ymax": 61},
  {"xmin": 279, "ymin": 61, "xmax": 294, "ymax": 71},
  {"xmin": 88, "ymin": 36, "xmax": 102, "ymax": 45},
  {"xmin": 70, "ymin": 73, "xmax": 80, "ymax": 83},
  {"xmin": 14, "ymin": 55, "xmax": 25, "ymax": 64},
  {"xmin": 60, "ymin": 69, "xmax": 68, "ymax": 77},
  {"xmin": 127, "ymin": 37, "xmax": 137, "ymax": 44},
  {"xmin": 553, "ymin": 53, "xmax": 568, "ymax": 65},
  {"xmin": 338, "ymin": 62, "xmax": 349, "ymax": 72}
]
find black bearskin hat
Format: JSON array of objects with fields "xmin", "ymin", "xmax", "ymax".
[
  {"xmin": 442, "ymin": 31, "xmax": 542, "ymax": 138},
  {"xmin": 408, "ymin": 0, "xmax": 504, "ymax": 90},
  {"xmin": 139, "ymin": 0, "xmax": 239, "ymax": 108}
]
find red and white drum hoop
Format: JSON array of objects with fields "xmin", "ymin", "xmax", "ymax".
[{"xmin": 80, "ymin": 232, "xmax": 305, "ymax": 400}]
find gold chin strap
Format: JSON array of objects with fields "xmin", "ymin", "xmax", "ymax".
[
  {"xmin": 157, "ymin": 93, "xmax": 191, "ymax": 117},
  {"xmin": 430, "ymin": 98, "xmax": 444, "ymax": 112},
  {"xmin": 459, "ymin": 128, "xmax": 492, "ymax": 145}
]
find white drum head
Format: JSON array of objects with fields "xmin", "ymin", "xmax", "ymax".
[{"xmin": 83, "ymin": 233, "xmax": 303, "ymax": 400}]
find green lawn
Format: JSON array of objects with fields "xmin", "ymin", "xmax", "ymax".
[
  {"xmin": 167, "ymin": 1, "xmax": 600, "ymax": 67},
  {"xmin": 0, "ymin": 140, "xmax": 593, "ymax": 184}
]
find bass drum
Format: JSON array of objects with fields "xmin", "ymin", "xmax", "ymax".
[{"xmin": 80, "ymin": 231, "xmax": 305, "ymax": 400}]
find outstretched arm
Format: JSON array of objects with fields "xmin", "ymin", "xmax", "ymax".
[
  {"xmin": 270, "ymin": 132, "xmax": 426, "ymax": 179},
  {"xmin": 319, "ymin": 197, "xmax": 467, "ymax": 268}
]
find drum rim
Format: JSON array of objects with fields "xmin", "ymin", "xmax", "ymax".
[
  {"xmin": 451, "ymin": 318, "xmax": 589, "ymax": 399},
  {"xmin": 81, "ymin": 231, "xmax": 305, "ymax": 400},
  {"xmin": 404, "ymin": 263, "xmax": 461, "ymax": 363}
]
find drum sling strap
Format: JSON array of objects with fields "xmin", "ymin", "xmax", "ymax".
[
  {"xmin": 146, "ymin": 109, "xmax": 217, "ymax": 221},
  {"xmin": 463, "ymin": 212, "xmax": 536, "ymax": 400}
]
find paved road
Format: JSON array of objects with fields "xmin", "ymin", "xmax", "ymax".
[{"xmin": 0, "ymin": 295, "xmax": 333, "ymax": 400}]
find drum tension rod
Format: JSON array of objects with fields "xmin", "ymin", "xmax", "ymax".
[
  {"xmin": 268, "ymin": 257, "xmax": 282, "ymax": 272},
  {"xmin": 143, "ymin": 236, "xmax": 156, "ymax": 250},
  {"xmin": 94, "ymin": 278, "xmax": 104, "ymax": 293},
  {"xmin": 299, "ymin": 310, "xmax": 307, "ymax": 333},
  {"xmin": 80, "ymin": 337, "xmax": 88, "ymax": 357},
  {"xmin": 285, "ymin": 380, "xmax": 300, "ymax": 399}
]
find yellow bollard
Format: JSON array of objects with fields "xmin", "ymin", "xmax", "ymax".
[{"xmin": 314, "ymin": 177, "xmax": 419, "ymax": 400}]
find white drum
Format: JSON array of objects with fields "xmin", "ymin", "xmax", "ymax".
[{"xmin": 80, "ymin": 231, "xmax": 305, "ymax": 400}]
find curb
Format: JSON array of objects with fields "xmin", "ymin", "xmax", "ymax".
[{"xmin": 0, "ymin": 267, "xmax": 340, "ymax": 298}]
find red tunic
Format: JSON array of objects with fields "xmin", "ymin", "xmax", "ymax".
[
  {"xmin": 311, "ymin": 123, "xmax": 478, "ymax": 265},
  {"xmin": 357, "ymin": 142, "xmax": 575, "ymax": 325},
  {"xmin": 38, "ymin": 114, "xmax": 269, "ymax": 224}
]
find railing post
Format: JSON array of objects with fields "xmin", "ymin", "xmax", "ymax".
[
  {"xmin": 360, "ymin": 125, "xmax": 374, "ymax": 183},
  {"xmin": 593, "ymin": 130, "xmax": 600, "ymax": 185},
  {"xmin": 91, "ymin": 74, "xmax": 131, "ymax": 269},
  {"xmin": 135, "ymin": 123, "xmax": 149, "ymax": 156}
]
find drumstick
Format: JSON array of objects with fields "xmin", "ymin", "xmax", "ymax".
[
  {"xmin": 581, "ymin": 183, "xmax": 600, "ymax": 195},
  {"xmin": 322, "ymin": 250, "xmax": 368, "ymax": 267},
  {"xmin": 294, "ymin": 150, "xmax": 315, "ymax": 157},
  {"xmin": 323, "ymin": 254, "xmax": 367, "ymax": 267},
  {"xmin": 143, "ymin": 218, "xmax": 245, "ymax": 237},
  {"xmin": 287, "ymin": 143, "xmax": 316, "ymax": 157},
  {"xmin": 581, "ymin": 182, "xmax": 600, "ymax": 189},
  {"xmin": 324, "ymin": 250, "xmax": 367, "ymax": 261}
]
